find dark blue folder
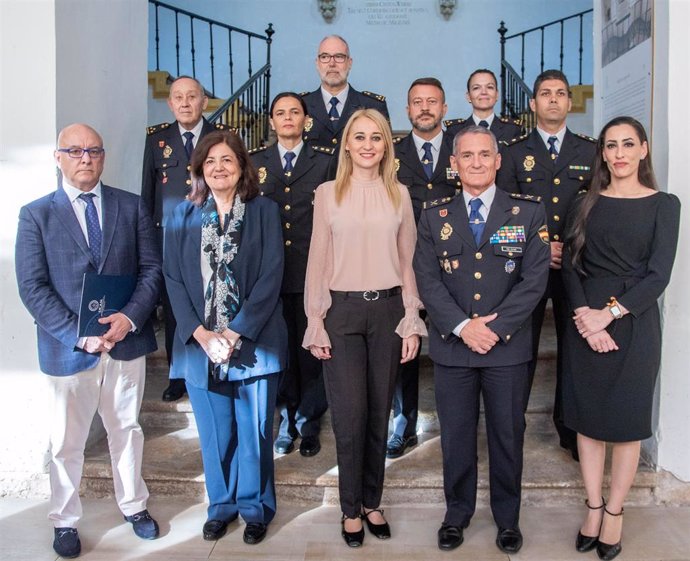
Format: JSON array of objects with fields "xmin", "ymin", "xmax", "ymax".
[{"xmin": 77, "ymin": 273, "xmax": 137, "ymax": 337}]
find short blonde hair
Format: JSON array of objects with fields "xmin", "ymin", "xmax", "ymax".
[{"xmin": 334, "ymin": 108, "xmax": 400, "ymax": 209}]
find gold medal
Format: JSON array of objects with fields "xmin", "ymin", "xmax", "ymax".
[
  {"xmin": 304, "ymin": 116, "xmax": 313, "ymax": 132},
  {"xmin": 163, "ymin": 145, "xmax": 173, "ymax": 159},
  {"xmin": 440, "ymin": 222, "xmax": 453, "ymax": 241},
  {"xmin": 258, "ymin": 167, "xmax": 267, "ymax": 184},
  {"xmin": 443, "ymin": 259, "xmax": 452, "ymax": 274},
  {"xmin": 523, "ymin": 155, "xmax": 535, "ymax": 171}
]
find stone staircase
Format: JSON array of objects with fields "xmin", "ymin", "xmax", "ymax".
[{"xmin": 81, "ymin": 318, "xmax": 671, "ymax": 507}]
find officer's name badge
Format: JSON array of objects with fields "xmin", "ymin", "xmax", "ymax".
[
  {"xmin": 523, "ymin": 155, "xmax": 535, "ymax": 171},
  {"xmin": 446, "ymin": 168, "xmax": 458, "ymax": 179},
  {"xmin": 569, "ymin": 165, "xmax": 590, "ymax": 171},
  {"xmin": 258, "ymin": 167, "xmax": 267, "ymax": 184},
  {"xmin": 163, "ymin": 145, "xmax": 173, "ymax": 158},
  {"xmin": 490, "ymin": 225, "xmax": 526, "ymax": 244}
]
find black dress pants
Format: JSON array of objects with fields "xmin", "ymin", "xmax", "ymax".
[
  {"xmin": 527, "ymin": 270, "xmax": 577, "ymax": 450},
  {"xmin": 276, "ymin": 293, "xmax": 328, "ymax": 439},
  {"xmin": 435, "ymin": 362, "xmax": 529, "ymax": 529},
  {"xmin": 323, "ymin": 291, "xmax": 403, "ymax": 518}
]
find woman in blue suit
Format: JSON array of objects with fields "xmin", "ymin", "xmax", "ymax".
[{"xmin": 163, "ymin": 130, "xmax": 287, "ymax": 546}]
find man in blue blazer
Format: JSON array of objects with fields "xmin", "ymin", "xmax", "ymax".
[{"xmin": 16, "ymin": 124, "xmax": 162, "ymax": 558}]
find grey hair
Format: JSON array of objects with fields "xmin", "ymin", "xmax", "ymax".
[
  {"xmin": 318, "ymin": 35, "xmax": 350, "ymax": 56},
  {"xmin": 452, "ymin": 125, "xmax": 499, "ymax": 155}
]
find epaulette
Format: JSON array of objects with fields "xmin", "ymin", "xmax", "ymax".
[
  {"xmin": 578, "ymin": 188, "xmax": 588, "ymax": 195},
  {"xmin": 509, "ymin": 193, "xmax": 542, "ymax": 203},
  {"xmin": 575, "ymin": 132, "xmax": 597, "ymax": 143},
  {"xmin": 504, "ymin": 134, "xmax": 529, "ymax": 146},
  {"xmin": 392, "ymin": 136, "xmax": 404, "ymax": 144},
  {"xmin": 248, "ymin": 145, "xmax": 268, "ymax": 155},
  {"xmin": 299, "ymin": 91, "xmax": 310, "ymax": 97},
  {"xmin": 423, "ymin": 196, "xmax": 454, "ymax": 210},
  {"xmin": 443, "ymin": 118, "xmax": 466, "ymax": 127},
  {"xmin": 500, "ymin": 116, "xmax": 522, "ymax": 126},
  {"xmin": 146, "ymin": 122, "xmax": 171, "ymax": 135},
  {"xmin": 214, "ymin": 123, "xmax": 235, "ymax": 131},
  {"xmin": 362, "ymin": 90, "xmax": 386, "ymax": 102},
  {"xmin": 312, "ymin": 145, "xmax": 336, "ymax": 155}
]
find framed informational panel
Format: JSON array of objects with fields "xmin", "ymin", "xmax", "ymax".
[{"xmin": 598, "ymin": 0, "xmax": 653, "ymax": 132}]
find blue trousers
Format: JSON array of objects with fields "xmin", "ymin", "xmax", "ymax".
[{"xmin": 187, "ymin": 374, "xmax": 279, "ymax": 524}]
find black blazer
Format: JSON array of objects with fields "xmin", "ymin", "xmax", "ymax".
[
  {"xmin": 413, "ymin": 189, "xmax": 550, "ymax": 367},
  {"xmin": 250, "ymin": 143, "xmax": 336, "ymax": 293},
  {"xmin": 445, "ymin": 115, "xmax": 523, "ymax": 143}
]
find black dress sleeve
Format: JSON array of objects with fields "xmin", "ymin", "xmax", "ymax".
[{"xmin": 561, "ymin": 196, "xmax": 588, "ymax": 311}]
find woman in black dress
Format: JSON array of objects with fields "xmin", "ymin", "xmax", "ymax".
[{"xmin": 561, "ymin": 116, "xmax": 680, "ymax": 560}]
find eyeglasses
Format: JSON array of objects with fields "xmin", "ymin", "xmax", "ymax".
[
  {"xmin": 317, "ymin": 52, "xmax": 348, "ymax": 63},
  {"xmin": 57, "ymin": 147, "xmax": 105, "ymax": 159}
]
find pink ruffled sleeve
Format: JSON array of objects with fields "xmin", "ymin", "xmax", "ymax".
[
  {"xmin": 395, "ymin": 186, "xmax": 428, "ymax": 339},
  {"xmin": 302, "ymin": 183, "xmax": 334, "ymax": 349}
]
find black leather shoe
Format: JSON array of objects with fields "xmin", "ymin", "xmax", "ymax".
[
  {"xmin": 162, "ymin": 379, "xmax": 186, "ymax": 402},
  {"xmin": 299, "ymin": 436, "xmax": 321, "ymax": 457},
  {"xmin": 596, "ymin": 507, "xmax": 623, "ymax": 560},
  {"xmin": 437, "ymin": 524, "xmax": 463, "ymax": 550},
  {"xmin": 496, "ymin": 527, "xmax": 523, "ymax": 553},
  {"xmin": 386, "ymin": 434, "xmax": 418, "ymax": 459},
  {"xmin": 243, "ymin": 522, "xmax": 268, "ymax": 545},
  {"xmin": 362, "ymin": 508, "xmax": 391, "ymax": 539},
  {"xmin": 274, "ymin": 436, "xmax": 295, "ymax": 455},
  {"xmin": 576, "ymin": 498, "xmax": 605, "ymax": 552},
  {"xmin": 341, "ymin": 515, "xmax": 364, "ymax": 547},
  {"xmin": 53, "ymin": 527, "xmax": 81, "ymax": 558},
  {"xmin": 203, "ymin": 519, "xmax": 229, "ymax": 541}
]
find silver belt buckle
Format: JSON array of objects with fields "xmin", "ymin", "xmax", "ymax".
[{"xmin": 363, "ymin": 290, "xmax": 380, "ymax": 301}]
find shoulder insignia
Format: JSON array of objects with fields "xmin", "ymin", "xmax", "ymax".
[
  {"xmin": 423, "ymin": 196, "xmax": 454, "ymax": 210},
  {"xmin": 299, "ymin": 91, "xmax": 310, "ymax": 97},
  {"xmin": 578, "ymin": 188, "xmax": 588, "ymax": 195},
  {"xmin": 362, "ymin": 90, "xmax": 386, "ymax": 102},
  {"xmin": 505, "ymin": 134, "xmax": 529, "ymax": 146},
  {"xmin": 509, "ymin": 193, "xmax": 542, "ymax": 203},
  {"xmin": 214, "ymin": 123, "xmax": 235, "ymax": 131},
  {"xmin": 500, "ymin": 116, "xmax": 522, "ymax": 126},
  {"xmin": 248, "ymin": 145, "xmax": 268, "ymax": 155},
  {"xmin": 443, "ymin": 118, "xmax": 466, "ymax": 127},
  {"xmin": 146, "ymin": 122, "xmax": 171, "ymax": 135},
  {"xmin": 575, "ymin": 132, "xmax": 597, "ymax": 143},
  {"xmin": 392, "ymin": 136, "xmax": 404, "ymax": 144},
  {"xmin": 312, "ymin": 145, "xmax": 336, "ymax": 155}
]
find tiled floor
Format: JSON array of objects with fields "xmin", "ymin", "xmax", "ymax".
[{"xmin": 2, "ymin": 498, "xmax": 689, "ymax": 561}]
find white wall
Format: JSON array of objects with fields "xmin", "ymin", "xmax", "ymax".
[
  {"xmin": 148, "ymin": 0, "xmax": 593, "ymax": 130},
  {"xmin": 0, "ymin": 0, "xmax": 148, "ymax": 493},
  {"xmin": 656, "ymin": 0, "xmax": 690, "ymax": 482}
]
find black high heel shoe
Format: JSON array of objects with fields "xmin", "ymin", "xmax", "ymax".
[
  {"xmin": 597, "ymin": 507, "xmax": 624, "ymax": 560},
  {"xmin": 576, "ymin": 497, "xmax": 605, "ymax": 552},
  {"xmin": 341, "ymin": 514, "xmax": 364, "ymax": 547},
  {"xmin": 362, "ymin": 508, "xmax": 391, "ymax": 539}
]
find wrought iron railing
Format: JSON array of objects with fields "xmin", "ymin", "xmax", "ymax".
[
  {"xmin": 148, "ymin": 0, "xmax": 274, "ymax": 147},
  {"xmin": 209, "ymin": 64, "xmax": 272, "ymax": 151},
  {"xmin": 498, "ymin": 9, "xmax": 593, "ymax": 123}
]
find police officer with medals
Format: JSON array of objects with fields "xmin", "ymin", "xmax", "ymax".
[
  {"xmin": 301, "ymin": 35, "xmax": 388, "ymax": 152},
  {"xmin": 386, "ymin": 77, "xmax": 459, "ymax": 459},
  {"xmin": 444, "ymin": 69, "xmax": 522, "ymax": 143},
  {"xmin": 250, "ymin": 92, "xmax": 336, "ymax": 458},
  {"xmin": 142, "ymin": 75, "xmax": 232, "ymax": 401},
  {"xmin": 413, "ymin": 126, "xmax": 550, "ymax": 554},
  {"xmin": 496, "ymin": 70, "xmax": 596, "ymax": 461}
]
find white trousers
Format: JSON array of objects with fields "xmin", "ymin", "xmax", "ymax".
[{"xmin": 46, "ymin": 354, "xmax": 149, "ymax": 527}]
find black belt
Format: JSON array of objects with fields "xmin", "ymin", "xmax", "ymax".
[{"xmin": 332, "ymin": 287, "xmax": 402, "ymax": 301}]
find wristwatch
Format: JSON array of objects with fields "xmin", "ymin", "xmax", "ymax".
[{"xmin": 607, "ymin": 297, "xmax": 623, "ymax": 320}]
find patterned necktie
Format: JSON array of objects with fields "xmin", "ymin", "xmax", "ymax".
[
  {"xmin": 183, "ymin": 131, "xmax": 195, "ymax": 159},
  {"xmin": 548, "ymin": 136, "xmax": 559, "ymax": 160},
  {"xmin": 328, "ymin": 97, "xmax": 340, "ymax": 121},
  {"xmin": 478, "ymin": 120, "xmax": 489, "ymax": 128},
  {"xmin": 422, "ymin": 142, "xmax": 434, "ymax": 180},
  {"xmin": 468, "ymin": 197, "xmax": 485, "ymax": 247},
  {"xmin": 79, "ymin": 193, "xmax": 102, "ymax": 266},
  {"xmin": 284, "ymin": 151, "xmax": 295, "ymax": 175}
]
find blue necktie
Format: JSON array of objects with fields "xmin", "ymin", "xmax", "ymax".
[
  {"xmin": 422, "ymin": 142, "xmax": 434, "ymax": 180},
  {"xmin": 284, "ymin": 151, "xmax": 295, "ymax": 175},
  {"xmin": 80, "ymin": 193, "xmax": 102, "ymax": 266},
  {"xmin": 468, "ymin": 198, "xmax": 485, "ymax": 247},
  {"xmin": 548, "ymin": 136, "xmax": 559, "ymax": 161},
  {"xmin": 328, "ymin": 97, "xmax": 340, "ymax": 121},
  {"xmin": 478, "ymin": 120, "xmax": 489, "ymax": 128},
  {"xmin": 183, "ymin": 131, "xmax": 195, "ymax": 159}
]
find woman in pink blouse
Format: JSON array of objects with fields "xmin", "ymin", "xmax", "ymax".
[{"xmin": 303, "ymin": 108, "xmax": 427, "ymax": 547}]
